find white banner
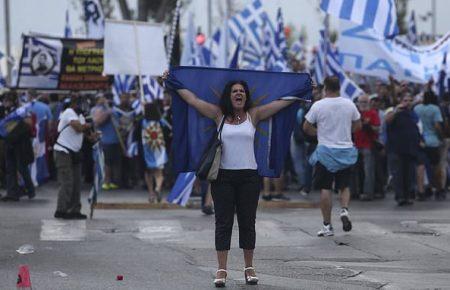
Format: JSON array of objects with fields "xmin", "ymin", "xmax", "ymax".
[
  {"xmin": 338, "ymin": 20, "xmax": 450, "ymax": 84},
  {"xmin": 103, "ymin": 20, "xmax": 167, "ymax": 76}
]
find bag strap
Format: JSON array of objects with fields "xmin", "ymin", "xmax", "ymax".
[
  {"xmin": 218, "ymin": 116, "xmax": 226, "ymax": 141},
  {"xmin": 55, "ymin": 123, "xmax": 70, "ymax": 144}
]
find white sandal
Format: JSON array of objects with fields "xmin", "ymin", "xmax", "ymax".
[
  {"xmin": 213, "ymin": 269, "xmax": 227, "ymax": 288},
  {"xmin": 244, "ymin": 266, "xmax": 259, "ymax": 285}
]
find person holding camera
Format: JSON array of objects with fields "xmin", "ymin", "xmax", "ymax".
[{"xmin": 53, "ymin": 95, "xmax": 98, "ymax": 219}]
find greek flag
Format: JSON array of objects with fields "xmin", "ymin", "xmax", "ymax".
[
  {"xmin": 290, "ymin": 35, "xmax": 304, "ymax": 59},
  {"xmin": 275, "ymin": 8, "xmax": 288, "ymax": 60},
  {"xmin": 0, "ymin": 104, "xmax": 31, "ymax": 137},
  {"xmin": 89, "ymin": 142, "xmax": 105, "ymax": 206},
  {"xmin": 112, "ymin": 75, "xmax": 136, "ymax": 105},
  {"xmin": 166, "ymin": 172, "xmax": 196, "ymax": 206},
  {"xmin": 228, "ymin": 0, "xmax": 273, "ymax": 68},
  {"xmin": 30, "ymin": 118, "xmax": 49, "ymax": 186},
  {"xmin": 320, "ymin": 0, "xmax": 399, "ymax": 38},
  {"xmin": 229, "ymin": 41, "xmax": 240, "ymax": 69},
  {"xmin": 83, "ymin": 0, "xmax": 104, "ymax": 38},
  {"xmin": 437, "ymin": 52, "xmax": 450, "ymax": 98},
  {"xmin": 262, "ymin": 19, "xmax": 287, "ymax": 72},
  {"xmin": 142, "ymin": 76, "xmax": 164, "ymax": 103},
  {"xmin": 407, "ymin": 10, "xmax": 418, "ymax": 45},
  {"xmin": 64, "ymin": 9, "xmax": 72, "ymax": 38},
  {"xmin": 315, "ymin": 31, "xmax": 364, "ymax": 100}
]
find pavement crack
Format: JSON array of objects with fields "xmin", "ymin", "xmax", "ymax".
[
  {"xmin": 344, "ymin": 270, "xmax": 363, "ymax": 279},
  {"xmin": 377, "ymin": 282, "xmax": 390, "ymax": 289}
]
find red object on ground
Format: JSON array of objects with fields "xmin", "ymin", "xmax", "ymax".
[
  {"xmin": 116, "ymin": 275, "xmax": 124, "ymax": 281},
  {"xmin": 17, "ymin": 265, "xmax": 32, "ymax": 289}
]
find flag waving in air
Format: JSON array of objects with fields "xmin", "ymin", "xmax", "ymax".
[
  {"xmin": 320, "ymin": 0, "xmax": 399, "ymax": 38},
  {"xmin": 166, "ymin": 67, "xmax": 312, "ymax": 177}
]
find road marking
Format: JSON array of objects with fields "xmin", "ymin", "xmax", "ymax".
[
  {"xmin": 40, "ymin": 219, "xmax": 86, "ymax": 241},
  {"xmin": 134, "ymin": 220, "xmax": 183, "ymax": 242}
]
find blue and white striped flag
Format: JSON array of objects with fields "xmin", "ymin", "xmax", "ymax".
[
  {"xmin": 320, "ymin": 0, "xmax": 399, "ymax": 38},
  {"xmin": 64, "ymin": 9, "xmax": 72, "ymax": 38},
  {"xmin": 407, "ymin": 10, "xmax": 418, "ymax": 45},
  {"xmin": 228, "ymin": 0, "xmax": 273, "ymax": 68},
  {"xmin": 436, "ymin": 52, "xmax": 449, "ymax": 98},
  {"xmin": 315, "ymin": 31, "xmax": 364, "ymax": 100},
  {"xmin": 262, "ymin": 19, "xmax": 288, "ymax": 72},
  {"xmin": 112, "ymin": 75, "xmax": 136, "ymax": 105},
  {"xmin": 167, "ymin": 172, "xmax": 196, "ymax": 206},
  {"xmin": 142, "ymin": 75, "xmax": 164, "ymax": 103},
  {"xmin": 89, "ymin": 142, "xmax": 104, "ymax": 205},
  {"xmin": 30, "ymin": 118, "xmax": 49, "ymax": 186},
  {"xmin": 83, "ymin": 0, "xmax": 104, "ymax": 38},
  {"xmin": 229, "ymin": 40, "xmax": 240, "ymax": 69},
  {"xmin": 275, "ymin": 8, "xmax": 288, "ymax": 60},
  {"xmin": 290, "ymin": 35, "xmax": 305, "ymax": 59},
  {"xmin": 0, "ymin": 104, "xmax": 32, "ymax": 137}
]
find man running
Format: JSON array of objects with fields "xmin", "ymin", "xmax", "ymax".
[{"xmin": 303, "ymin": 76, "xmax": 362, "ymax": 236}]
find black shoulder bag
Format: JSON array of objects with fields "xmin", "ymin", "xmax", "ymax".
[
  {"xmin": 55, "ymin": 123, "xmax": 82, "ymax": 165},
  {"xmin": 196, "ymin": 117, "xmax": 226, "ymax": 181}
]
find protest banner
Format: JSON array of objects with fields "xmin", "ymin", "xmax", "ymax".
[
  {"xmin": 338, "ymin": 20, "xmax": 450, "ymax": 83},
  {"xmin": 16, "ymin": 35, "xmax": 111, "ymax": 90},
  {"xmin": 103, "ymin": 19, "xmax": 167, "ymax": 77}
]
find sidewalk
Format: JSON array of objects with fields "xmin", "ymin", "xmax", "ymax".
[{"xmin": 87, "ymin": 183, "xmax": 320, "ymax": 210}]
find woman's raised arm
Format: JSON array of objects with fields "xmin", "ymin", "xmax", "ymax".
[
  {"xmin": 177, "ymin": 89, "xmax": 222, "ymax": 122},
  {"xmin": 249, "ymin": 99, "xmax": 296, "ymax": 125}
]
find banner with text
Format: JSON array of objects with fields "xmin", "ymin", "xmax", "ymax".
[
  {"xmin": 338, "ymin": 20, "xmax": 450, "ymax": 84},
  {"xmin": 17, "ymin": 35, "xmax": 112, "ymax": 90}
]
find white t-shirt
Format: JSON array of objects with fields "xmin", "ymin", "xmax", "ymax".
[
  {"xmin": 305, "ymin": 96, "xmax": 360, "ymax": 148},
  {"xmin": 54, "ymin": 108, "xmax": 85, "ymax": 153}
]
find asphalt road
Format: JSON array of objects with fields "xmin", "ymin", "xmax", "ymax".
[{"xmin": 1, "ymin": 184, "xmax": 450, "ymax": 289}]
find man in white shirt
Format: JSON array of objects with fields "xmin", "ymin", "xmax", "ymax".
[
  {"xmin": 54, "ymin": 96, "xmax": 93, "ymax": 219},
  {"xmin": 303, "ymin": 76, "xmax": 361, "ymax": 237}
]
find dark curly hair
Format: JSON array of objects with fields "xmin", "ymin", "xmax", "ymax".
[{"xmin": 219, "ymin": 80, "xmax": 252, "ymax": 118}]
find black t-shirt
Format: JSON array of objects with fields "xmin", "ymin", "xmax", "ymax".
[{"xmin": 386, "ymin": 109, "xmax": 420, "ymax": 156}]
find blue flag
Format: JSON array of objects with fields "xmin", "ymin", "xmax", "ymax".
[
  {"xmin": 166, "ymin": 172, "xmax": 196, "ymax": 206},
  {"xmin": 166, "ymin": 67, "xmax": 312, "ymax": 177}
]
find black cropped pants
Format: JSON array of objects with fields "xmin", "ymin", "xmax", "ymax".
[{"xmin": 211, "ymin": 169, "xmax": 261, "ymax": 251}]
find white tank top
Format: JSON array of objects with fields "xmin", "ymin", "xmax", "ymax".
[{"xmin": 220, "ymin": 113, "xmax": 258, "ymax": 170}]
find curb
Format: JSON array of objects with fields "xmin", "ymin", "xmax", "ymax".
[{"xmin": 94, "ymin": 200, "xmax": 318, "ymax": 210}]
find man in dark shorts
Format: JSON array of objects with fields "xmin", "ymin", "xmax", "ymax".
[{"xmin": 303, "ymin": 77, "xmax": 361, "ymax": 237}]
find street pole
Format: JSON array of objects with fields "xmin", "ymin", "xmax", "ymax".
[
  {"xmin": 207, "ymin": 0, "xmax": 212, "ymax": 36},
  {"xmin": 431, "ymin": 0, "xmax": 436, "ymax": 40},
  {"xmin": 4, "ymin": 0, "xmax": 12, "ymax": 84},
  {"xmin": 225, "ymin": 0, "xmax": 231, "ymax": 63}
]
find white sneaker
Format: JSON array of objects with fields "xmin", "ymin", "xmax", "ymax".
[
  {"xmin": 317, "ymin": 224, "xmax": 334, "ymax": 237},
  {"xmin": 340, "ymin": 208, "xmax": 352, "ymax": 232}
]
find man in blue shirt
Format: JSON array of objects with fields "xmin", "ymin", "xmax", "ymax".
[
  {"xmin": 414, "ymin": 91, "xmax": 445, "ymax": 200},
  {"xmin": 91, "ymin": 94, "xmax": 120, "ymax": 190}
]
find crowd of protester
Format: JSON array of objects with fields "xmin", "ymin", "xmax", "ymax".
[{"xmin": 0, "ymin": 67, "xmax": 448, "ymax": 212}]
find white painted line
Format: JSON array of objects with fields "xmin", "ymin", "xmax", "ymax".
[
  {"xmin": 134, "ymin": 220, "xmax": 183, "ymax": 242},
  {"xmin": 40, "ymin": 219, "xmax": 86, "ymax": 241}
]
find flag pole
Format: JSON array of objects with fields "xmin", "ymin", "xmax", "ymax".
[
  {"xmin": 323, "ymin": 14, "xmax": 329, "ymax": 78},
  {"xmin": 4, "ymin": 0, "xmax": 12, "ymax": 84},
  {"xmin": 132, "ymin": 21, "xmax": 145, "ymax": 105},
  {"xmin": 167, "ymin": 0, "xmax": 181, "ymax": 67}
]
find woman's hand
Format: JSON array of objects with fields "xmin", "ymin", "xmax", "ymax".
[{"xmin": 162, "ymin": 70, "xmax": 169, "ymax": 81}]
